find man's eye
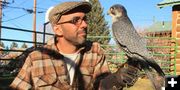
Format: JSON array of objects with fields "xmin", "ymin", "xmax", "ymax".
[
  {"xmin": 72, "ymin": 17, "xmax": 81, "ymax": 24},
  {"xmin": 83, "ymin": 16, "xmax": 87, "ymax": 22}
]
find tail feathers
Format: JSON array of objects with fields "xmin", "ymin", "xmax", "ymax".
[
  {"xmin": 143, "ymin": 68, "xmax": 160, "ymax": 90},
  {"xmin": 140, "ymin": 61, "xmax": 162, "ymax": 90},
  {"xmin": 146, "ymin": 59, "xmax": 165, "ymax": 77},
  {"xmin": 127, "ymin": 57, "xmax": 165, "ymax": 90}
]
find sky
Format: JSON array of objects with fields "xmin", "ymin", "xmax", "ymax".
[{"xmin": 1, "ymin": 0, "xmax": 172, "ymax": 47}]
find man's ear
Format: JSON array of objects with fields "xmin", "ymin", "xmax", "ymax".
[{"xmin": 53, "ymin": 25, "xmax": 63, "ymax": 36}]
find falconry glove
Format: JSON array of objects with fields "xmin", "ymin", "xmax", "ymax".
[{"xmin": 100, "ymin": 63, "xmax": 139, "ymax": 90}]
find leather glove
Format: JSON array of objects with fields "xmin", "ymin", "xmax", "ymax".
[{"xmin": 100, "ymin": 63, "xmax": 139, "ymax": 90}]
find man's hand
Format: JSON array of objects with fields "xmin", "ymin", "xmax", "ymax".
[
  {"xmin": 116, "ymin": 63, "xmax": 139, "ymax": 86},
  {"xmin": 100, "ymin": 63, "xmax": 139, "ymax": 90}
]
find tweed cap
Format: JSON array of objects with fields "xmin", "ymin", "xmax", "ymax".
[{"xmin": 49, "ymin": 1, "xmax": 92, "ymax": 25}]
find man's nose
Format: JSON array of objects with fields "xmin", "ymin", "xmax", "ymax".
[{"xmin": 81, "ymin": 20, "xmax": 88, "ymax": 28}]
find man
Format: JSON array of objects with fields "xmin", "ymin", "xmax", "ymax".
[{"xmin": 10, "ymin": 1, "xmax": 138, "ymax": 90}]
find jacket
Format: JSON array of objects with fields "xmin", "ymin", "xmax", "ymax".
[{"xmin": 10, "ymin": 41, "xmax": 110, "ymax": 90}]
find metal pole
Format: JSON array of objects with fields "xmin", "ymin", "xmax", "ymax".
[
  {"xmin": 43, "ymin": 22, "xmax": 47, "ymax": 45},
  {"xmin": 33, "ymin": 0, "xmax": 37, "ymax": 47},
  {"xmin": 0, "ymin": 0, "xmax": 2, "ymax": 42}
]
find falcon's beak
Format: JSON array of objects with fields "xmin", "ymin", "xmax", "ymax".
[{"xmin": 107, "ymin": 8, "xmax": 115, "ymax": 16}]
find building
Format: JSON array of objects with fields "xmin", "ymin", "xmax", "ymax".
[{"xmin": 157, "ymin": 0, "xmax": 180, "ymax": 75}]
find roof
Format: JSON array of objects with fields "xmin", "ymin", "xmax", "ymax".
[
  {"xmin": 157, "ymin": 0, "xmax": 180, "ymax": 8},
  {"xmin": 146, "ymin": 21, "xmax": 172, "ymax": 32}
]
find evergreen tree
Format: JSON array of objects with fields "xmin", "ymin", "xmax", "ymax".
[
  {"xmin": 4, "ymin": 46, "xmax": 9, "ymax": 54},
  {"xmin": 21, "ymin": 43, "xmax": 28, "ymax": 48},
  {"xmin": 0, "ymin": 41, "xmax": 5, "ymax": 48},
  {"xmin": 10, "ymin": 42, "xmax": 18, "ymax": 49},
  {"xmin": 87, "ymin": 0, "xmax": 110, "ymax": 44}
]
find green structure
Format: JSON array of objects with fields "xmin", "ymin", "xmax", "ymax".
[
  {"xmin": 157, "ymin": 0, "xmax": 180, "ymax": 8},
  {"xmin": 146, "ymin": 21, "xmax": 172, "ymax": 32},
  {"xmin": 157, "ymin": 0, "xmax": 180, "ymax": 75}
]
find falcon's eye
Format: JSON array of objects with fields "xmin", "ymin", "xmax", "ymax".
[
  {"xmin": 111, "ymin": 7, "xmax": 114, "ymax": 10},
  {"xmin": 110, "ymin": 7, "xmax": 115, "ymax": 15}
]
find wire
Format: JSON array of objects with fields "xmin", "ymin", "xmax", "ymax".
[
  {"xmin": 5, "ymin": 5, "xmax": 25, "ymax": 10},
  {"xmin": 2, "ymin": 13, "xmax": 30, "ymax": 22},
  {"xmin": 5, "ymin": 5, "xmax": 45, "ymax": 13},
  {"xmin": 2, "ymin": 15, "xmax": 28, "ymax": 28},
  {"xmin": 9, "ymin": 22, "xmax": 22, "ymax": 28},
  {"xmin": 3, "ymin": 0, "xmax": 31, "ymax": 13},
  {"xmin": 36, "ymin": 7, "xmax": 47, "ymax": 10},
  {"xmin": 16, "ymin": 0, "xmax": 30, "ymax": 6}
]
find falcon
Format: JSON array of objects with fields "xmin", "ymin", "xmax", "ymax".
[{"xmin": 108, "ymin": 4, "xmax": 165, "ymax": 90}]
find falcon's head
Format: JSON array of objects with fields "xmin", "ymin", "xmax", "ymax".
[{"xmin": 108, "ymin": 4, "xmax": 127, "ymax": 22}]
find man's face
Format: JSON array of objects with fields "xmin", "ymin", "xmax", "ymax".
[{"xmin": 55, "ymin": 12, "xmax": 88, "ymax": 46}]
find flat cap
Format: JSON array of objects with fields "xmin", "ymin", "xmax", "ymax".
[{"xmin": 49, "ymin": 1, "xmax": 92, "ymax": 25}]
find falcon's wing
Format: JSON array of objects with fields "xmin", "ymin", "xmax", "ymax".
[{"xmin": 112, "ymin": 19, "xmax": 150, "ymax": 58}]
